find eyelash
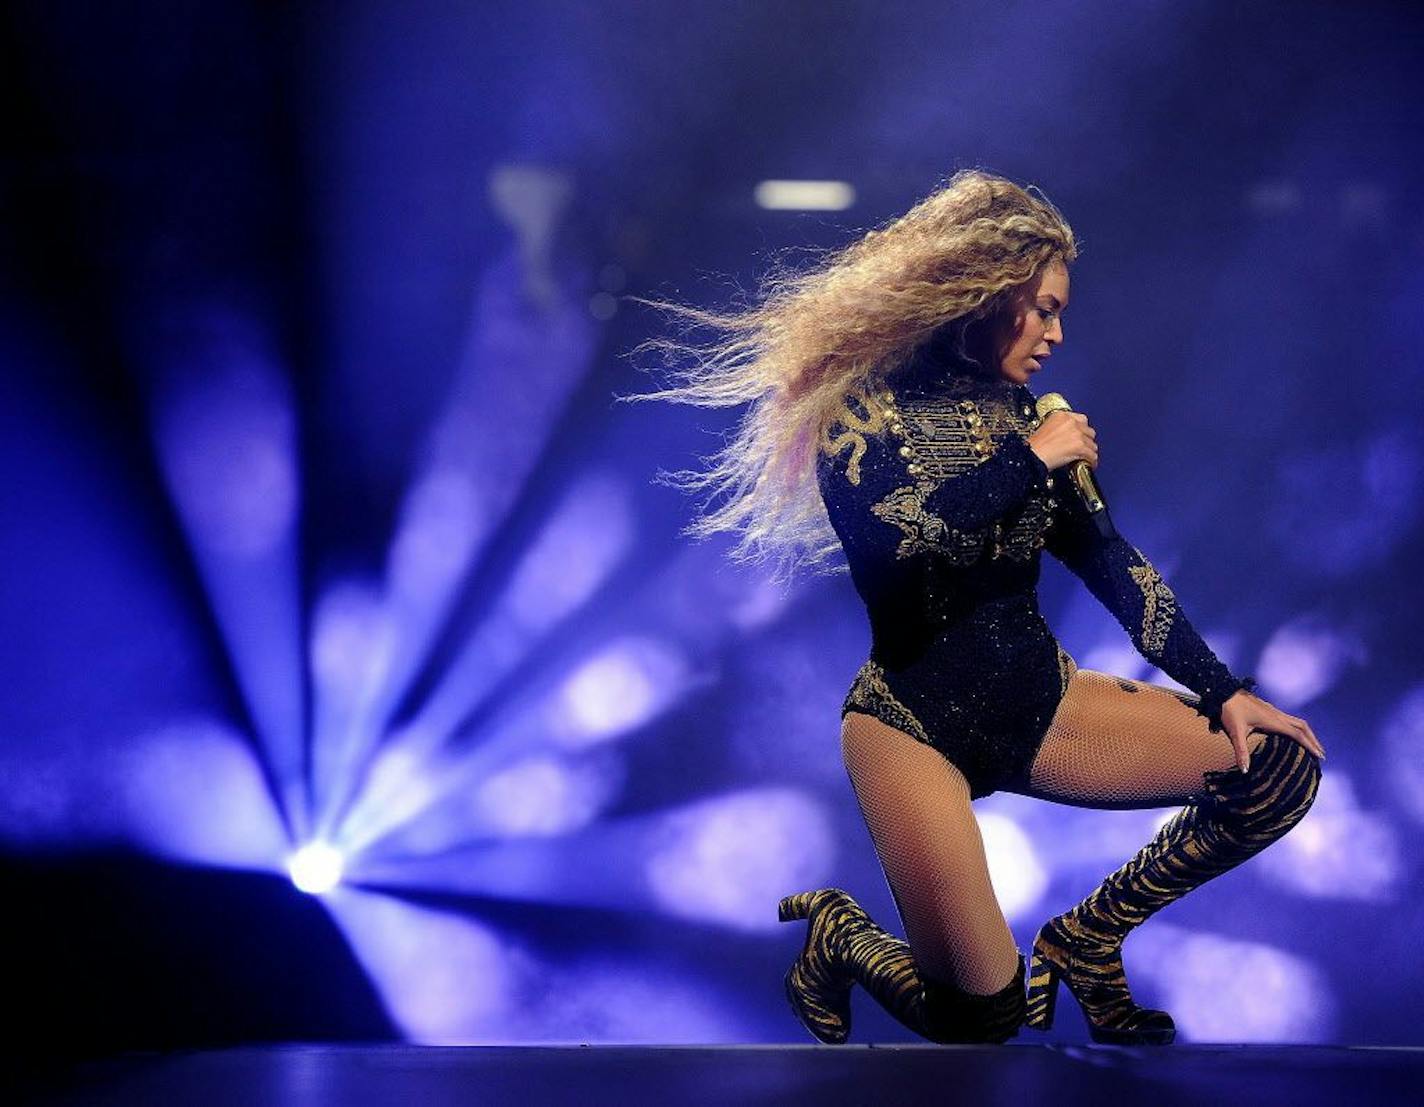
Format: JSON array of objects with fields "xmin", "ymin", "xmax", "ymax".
[{"xmin": 1037, "ymin": 307, "xmax": 1059, "ymax": 321}]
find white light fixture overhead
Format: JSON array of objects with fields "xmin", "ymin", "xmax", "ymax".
[{"xmin": 754, "ymin": 180, "xmax": 856, "ymax": 211}]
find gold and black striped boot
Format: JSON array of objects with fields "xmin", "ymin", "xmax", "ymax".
[
  {"xmin": 779, "ymin": 888, "xmax": 1026, "ymax": 1044},
  {"xmin": 1026, "ymin": 732, "xmax": 1321, "ymax": 1045},
  {"xmin": 777, "ymin": 889, "xmax": 857, "ymax": 1043}
]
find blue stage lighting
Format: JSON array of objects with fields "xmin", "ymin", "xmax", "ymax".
[{"xmin": 978, "ymin": 811, "xmax": 1049, "ymax": 922}]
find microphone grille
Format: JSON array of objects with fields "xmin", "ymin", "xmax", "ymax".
[{"xmin": 1035, "ymin": 392, "xmax": 1073, "ymax": 419}]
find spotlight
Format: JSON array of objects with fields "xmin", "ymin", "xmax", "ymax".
[
  {"xmin": 288, "ymin": 841, "xmax": 345, "ymax": 894},
  {"xmin": 753, "ymin": 179, "xmax": 855, "ymax": 211}
]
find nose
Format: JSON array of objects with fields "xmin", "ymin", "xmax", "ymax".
[{"xmin": 1045, "ymin": 315, "xmax": 1064, "ymax": 345}]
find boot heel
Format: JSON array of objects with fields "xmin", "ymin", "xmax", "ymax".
[
  {"xmin": 778, "ymin": 891, "xmax": 816, "ymax": 922},
  {"xmin": 1024, "ymin": 944, "xmax": 1059, "ymax": 1031}
]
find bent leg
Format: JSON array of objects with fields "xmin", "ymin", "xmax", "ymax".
[
  {"xmin": 841, "ymin": 710, "xmax": 1020, "ymax": 995},
  {"xmin": 1002, "ymin": 669, "xmax": 1321, "ymax": 1042}
]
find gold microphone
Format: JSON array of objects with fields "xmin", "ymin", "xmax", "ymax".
[{"xmin": 1035, "ymin": 392, "xmax": 1117, "ymax": 540}]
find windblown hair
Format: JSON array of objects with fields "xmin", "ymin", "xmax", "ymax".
[{"xmin": 620, "ymin": 168, "xmax": 1077, "ymax": 581}]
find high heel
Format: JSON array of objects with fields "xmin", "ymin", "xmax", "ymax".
[
  {"xmin": 778, "ymin": 889, "xmax": 856, "ymax": 1044},
  {"xmin": 779, "ymin": 887, "xmax": 1026, "ymax": 1044},
  {"xmin": 1026, "ymin": 918, "xmax": 1174, "ymax": 1045},
  {"xmin": 1024, "ymin": 943, "xmax": 1061, "ymax": 1031}
]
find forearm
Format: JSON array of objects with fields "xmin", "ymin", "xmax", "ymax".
[{"xmin": 1062, "ymin": 532, "xmax": 1251, "ymax": 728}]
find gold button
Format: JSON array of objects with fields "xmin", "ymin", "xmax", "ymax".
[
  {"xmin": 1022, "ymin": 405, "xmax": 1032, "ymax": 416},
  {"xmin": 882, "ymin": 391, "xmax": 895, "ymax": 403},
  {"xmin": 907, "ymin": 463, "xmax": 921, "ymax": 475},
  {"xmin": 898, "ymin": 445, "xmax": 912, "ymax": 458},
  {"xmin": 1045, "ymin": 476, "xmax": 1054, "ymax": 488}
]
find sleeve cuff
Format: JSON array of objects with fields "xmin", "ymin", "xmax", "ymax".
[{"xmin": 1193, "ymin": 675, "xmax": 1258, "ymax": 734}]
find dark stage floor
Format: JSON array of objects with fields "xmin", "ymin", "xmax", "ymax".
[{"xmin": 10, "ymin": 1044, "xmax": 1424, "ymax": 1106}]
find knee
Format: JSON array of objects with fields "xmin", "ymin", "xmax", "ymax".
[
  {"xmin": 920, "ymin": 958, "xmax": 1026, "ymax": 1044},
  {"xmin": 1210, "ymin": 732, "xmax": 1321, "ymax": 838}
]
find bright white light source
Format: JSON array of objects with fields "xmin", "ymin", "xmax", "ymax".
[
  {"xmin": 288, "ymin": 841, "xmax": 345, "ymax": 894},
  {"xmin": 754, "ymin": 180, "xmax": 856, "ymax": 211}
]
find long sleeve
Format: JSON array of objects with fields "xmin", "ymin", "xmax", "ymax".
[{"xmin": 1044, "ymin": 475, "xmax": 1254, "ymax": 731}]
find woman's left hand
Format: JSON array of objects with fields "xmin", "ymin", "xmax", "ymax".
[{"xmin": 1220, "ymin": 687, "xmax": 1326, "ymax": 773}]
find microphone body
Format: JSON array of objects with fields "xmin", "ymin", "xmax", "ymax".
[{"xmin": 1034, "ymin": 392, "xmax": 1118, "ymax": 540}]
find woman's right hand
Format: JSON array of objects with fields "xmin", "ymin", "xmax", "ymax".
[{"xmin": 1028, "ymin": 410, "xmax": 1098, "ymax": 471}]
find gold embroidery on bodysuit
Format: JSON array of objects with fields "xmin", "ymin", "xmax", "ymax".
[
  {"xmin": 820, "ymin": 391, "xmax": 889, "ymax": 487},
  {"xmin": 1128, "ymin": 555, "xmax": 1177, "ymax": 655},
  {"xmin": 869, "ymin": 480, "xmax": 986, "ymax": 562},
  {"xmin": 842, "ymin": 659, "xmax": 932, "ymax": 746},
  {"xmin": 996, "ymin": 494, "xmax": 1054, "ymax": 562},
  {"xmin": 872, "ymin": 389, "xmax": 1054, "ymax": 563}
]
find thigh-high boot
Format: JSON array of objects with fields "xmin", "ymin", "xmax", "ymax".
[{"xmin": 1025, "ymin": 733, "xmax": 1320, "ymax": 1044}]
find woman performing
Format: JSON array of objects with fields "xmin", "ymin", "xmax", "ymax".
[{"xmin": 628, "ymin": 169, "xmax": 1325, "ymax": 1046}]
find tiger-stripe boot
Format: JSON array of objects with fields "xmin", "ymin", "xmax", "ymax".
[
  {"xmin": 1026, "ymin": 732, "xmax": 1321, "ymax": 1045},
  {"xmin": 780, "ymin": 887, "xmax": 1027, "ymax": 1044},
  {"xmin": 777, "ymin": 888, "xmax": 858, "ymax": 1043}
]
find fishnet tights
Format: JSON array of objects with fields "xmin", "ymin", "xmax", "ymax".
[{"xmin": 841, "ymin": 668, "xmax": 1272, "ymax": 997}]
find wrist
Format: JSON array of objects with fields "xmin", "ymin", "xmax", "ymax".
[{"xmin": 1194, "ymin": 675, "xmax": 1257, "ymax": 733}]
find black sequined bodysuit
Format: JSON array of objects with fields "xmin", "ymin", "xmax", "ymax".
[{"xmin": 817, "ymin": 359, "xmax": 1251, "ymax": 799}]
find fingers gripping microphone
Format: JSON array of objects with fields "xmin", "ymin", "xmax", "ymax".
[{"xmin": 1035, "ymin": 392, "xmax": 1118, "ymax": 540}]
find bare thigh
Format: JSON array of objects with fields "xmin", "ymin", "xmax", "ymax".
[
  {"xmin": 1007, "ymin": 669, "xmax": 1272, "ymax": 810},
  {"xmin": 841, "ymin": 710, "xmax": 1021, "ymax": 995}
]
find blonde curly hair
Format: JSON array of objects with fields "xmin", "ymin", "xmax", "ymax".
[{"xmin": 619, "ymin": 168, "xmax": 1077, "ymax": 581}]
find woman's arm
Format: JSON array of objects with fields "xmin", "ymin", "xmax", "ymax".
[{"xmin": 1043, "ymin": 480, "xmax": 1253, "ymax": 732}]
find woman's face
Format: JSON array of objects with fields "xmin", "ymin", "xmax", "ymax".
[{"xmin": 995, "ymin": 259, "xmax": 1069, "ymax": 386}]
